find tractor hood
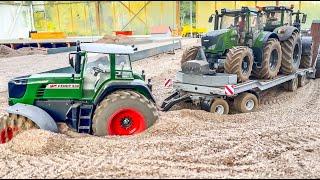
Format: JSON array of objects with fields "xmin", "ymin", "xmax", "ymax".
[{"xmin": 201, "ymin": 29, "xmax": 236, "ymax": 53}]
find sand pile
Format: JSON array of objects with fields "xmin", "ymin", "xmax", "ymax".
[
  {"xmin": 0, "ymin": 45, "xmax": 47, "ymax": 58},
  {"xmin": 95, "ymin": 34, "xmax": 135, "ymax": 44}
]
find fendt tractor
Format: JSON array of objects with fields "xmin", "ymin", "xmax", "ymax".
[
  {"xmin": 181, "ymin": 7, "xmax": 285, "ymax": 83},
  {"xmin": 258, "ymin": 5, "xmax": 313, "ymax": 73},
  {"xmin": 0, "ymin": 42, "xmax": 158, "ymax": 143},
  {"xmin": 161, "ymin": 6, "xmax": 318, "ymax": 115}
]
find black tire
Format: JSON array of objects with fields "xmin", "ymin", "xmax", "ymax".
[
  {"xmin": 0, "ymin": 114, "xmax": 38, "ymax": 144},
  {"xmin": 300, "ymin": 41, "xmax": 313, "ymax": 68},
  {"xmin": 234, "ymin": 93, "xmax": 258, "ymax": 113},
  {"xmin": 253, "ymin": 38, "xmax": 282, "ymax": 79},
  {"xmin": 284, "ymin": 77, "xmax": 298, "ymax": 91},
  {"xmin": 224, "ymin": 46, "xmax": 254, "ymax": 82},
  {"xmin": 280, "ymin": 32, "xmax": 302, "ymax": 74},
  {"xmin": 300, "ymin": 55, "xmax": 312, "ymax": 68},
  {"xmin": 181, "ymin": 46, "xmax": 200, "ymax": 66},
  {"xmin": 210, "ymin": 98, "xmax": 229, "ymax": 115},
  {"xmin": 92, "ymin": 90, "xmax": 158, "ymax": 136}
]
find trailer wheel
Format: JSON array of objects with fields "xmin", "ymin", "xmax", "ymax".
[
  {"xmin": 210, "ymin": 98, "xmax": 229, "ymax": 115},
  {"xmin": 181, "ymin": 46, "xmax": 200, "ymax": 66},
  {"xmin": 284, "ymin": 77, "xmax": 298, "ymax": 91},
  {"xmin": 280, "ymin": 32, "xmax": 302, "ymax": 74},
  {"xmin": 234, "ymin": 93, "xmax": 258, "ymax": 113},
  {"xmin": 224, "ymin": 46, "xmax": 254, "ymax": 82},
  {"xmin": 253, "ymin": 38, "xmax": 282, "ymax": 79},
  {"xmin": 298, "ymin": 75, "xmax": 307, "ymax": 87},
  {"xmin": 0, "ymin": 114, "xmax": 38, "ymax": 144},
  {"xmin": 92, "ymin": 90, "xmax": 158, "ymax": 136}
]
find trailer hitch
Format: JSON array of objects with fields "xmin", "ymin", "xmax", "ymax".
[{"xmin": 159, "ymin": 91, "xmax": 192, "ymax": 112}]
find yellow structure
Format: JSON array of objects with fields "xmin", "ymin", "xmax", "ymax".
[
  {"xmin": 196, "ymin": 1, "xmax": 320, "ymax": 33},
  {"xmin": 30, "ymin": 32, "xmax": 66, "ymax": 39},
  {"xmin": 181, "ymin": 25, "xmax": 207, "ymax": 37},
  {"xmin": 31, "ymin": 1, "xmax": 320, "ymax": 36}
]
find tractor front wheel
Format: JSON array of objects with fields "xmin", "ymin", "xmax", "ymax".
[
  {"xmin": 92, "ymin": 90, "xmax": 158, "ymax": 136},
  {"xmin": 254, "ymin": 38, "xmax": 282, "ymax": 79},
  {"xmin": 224, "ymin": 46, "xmax": 254, "ymax": 82},
  {"xmin": 0, "ymin": 114, "xmax": 38, "ymax": 144},
  {"xmin": 181, "ymin": 46, "xmax": 200, "ymax": 67}
]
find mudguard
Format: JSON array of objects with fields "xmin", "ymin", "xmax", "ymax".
[
  {"xmin": 94, "ymin": 79, "xmax": 156, "ymax": 105},
  {"xmin": 7, "ymin": 103, "xmax": 59, "ymax": 133},
  {"xmin": 273, "ymin": 26, "xmax": 299, "ymax": 41}
]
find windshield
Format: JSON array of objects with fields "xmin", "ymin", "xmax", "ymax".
[{"xmin": 221, "ymin": 14, "xmax": 247, "ymax": 32}]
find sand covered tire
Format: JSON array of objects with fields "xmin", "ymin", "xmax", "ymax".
[
  {"xmin": 280, "ymin": 32, "xmax": 302, "ymax": 74},
  {"xmin": 181, "ymin": 46, "xmax": 200, "ymax": 66},
  {"xmin": 254, "ymin": 38, "xmax": 282, "ymax": 79},
  {"xmin": 210, "ymin": 98, "xmax": 229, "ymax": 115},
  {"xmin": 0, "ymin": 114, "xmax": 38, "ymax": 144},
  {"xmin": 92, "ymin": 90, "xmax": 158, "ymax": 136},
  {"xmin": 224, "ymin": 46, "xmax": 254, "ymax": 82},
  {"xmin": 234, "ymin": 93, "xmax": 258, "ymax": 113},
  {"xmin": 284, "ymin": 77, "xmax": 298, "ymax": 91},
  {"xmin": 315, "ymin": 58, "xmax": 320, "ymax": 78}
]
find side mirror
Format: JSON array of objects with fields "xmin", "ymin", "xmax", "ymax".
[
  {"xmin": 208, "ymin": 15, "xmax": 214, "ymax": 23},
  {"xmin": 302, "ymin": 14, "xmax": 307, "ymax": 23},
  {"xmin": 68, "ymin": 54, "xmax": 75, "ymax": 68}
]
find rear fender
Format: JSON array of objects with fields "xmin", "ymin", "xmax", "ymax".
[
  {"xmin": 273, "ymin": 26, "xmax": 299, "ymax": 41},
  {"xmin": 7, "ymin": 103, "xmax": 59, "ymax": 133}
]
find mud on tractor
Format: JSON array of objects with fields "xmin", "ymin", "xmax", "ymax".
[{"xmin": 0, "ymin": 42, "xmax": 158, "ymax": 143}]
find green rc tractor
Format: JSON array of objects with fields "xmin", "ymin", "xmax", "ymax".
[
  {"xmin": 258, "ymin": 5, "xmax": 313, "ymax": 74},
  {"xmin": 181, "ymin": 7, "xmax": 283, "ymax": 82},
  {"xmin": 0, "ymin": 42, "xmax": 158, "ymax": 143}
]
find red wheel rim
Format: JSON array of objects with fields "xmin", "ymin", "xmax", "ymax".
[
  {"xmin": 107, "ymin": 108, "xmax": 146, "ymax": 135},
  {"xmin": 0, "ymin": 126, "xmax": 19, "ymax": 144}
]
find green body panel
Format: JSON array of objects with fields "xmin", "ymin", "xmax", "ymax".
[
  {"xmin": 205, "ymin": 29, "xmax": 238, "ymax": 55},
  {"xmin": 253, "ymin": 31, "xmax": 268, "ymax": 49}
]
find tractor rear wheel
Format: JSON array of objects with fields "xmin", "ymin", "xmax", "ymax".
[
  {"xmin": 224, "ymin": 46, "xmax": 254, "ymax": 82},
  {"xmin": 0, "ymin": 113, "xmax": 38, "ymax": 144},
  {"xmin": 254, "ymin": 38, "xmax": 282, "ymax": 79},
  {"xmin": 181, "ymin": 46, "xmax": 200, "ymax": 66},
  {"xmin": 92, "ymin": 90, "xmax": 158, "ymax": 136},
  {"xmin": 281, "ymin": 32, "xmax": 302, "ymax": 74},
  {"xmin": 300, "ymin": 41, "xmax": 313, "ymax": 68}
]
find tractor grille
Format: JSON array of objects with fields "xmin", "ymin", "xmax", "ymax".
[{"xmin": 36, "ymin": 85, "xmax": 47, "ymax": 98}]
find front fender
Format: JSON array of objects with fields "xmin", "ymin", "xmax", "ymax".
[
  {"xmin": 94, "ymin": 79, "xmax": 156, "ymax": 105},
  {"xmin": 274, "ymin": 26, "xmax": 299, "ymax": 41},
  {"xmin": 7, "ymin": 103, "xmax": 58, "ymax": 133}
]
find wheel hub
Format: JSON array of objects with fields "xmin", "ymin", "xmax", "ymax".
[
  {"xmin": 270, "ymin": 49, "xmax": 279, "ymax": 71},
  {"xmin": 108, "ymin": 108, "xmax": 146, "ymax": 135},
  {"xmin": 215, "ymin": 105, "xmax": 225, "ymax": 115},
  {"xmin": 242, "ymin": 56, "xmax": 250, "ymax": 75},
  {"xmin": 245, "ymin": 99, "xmax": 254, "ymax": 111},
  {"xmin": 293, "ymin": 44, "xmax": 300, "ymax": 64}
]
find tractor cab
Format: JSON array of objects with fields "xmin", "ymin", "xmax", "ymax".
[
  {"xmin": 258, "ymin": 6, "xmax": 294, "ymax": 31},
  {"xmin": 292, "ymin": 10, "xmax": 307, "ymax": 31},
  {"xmin": 67, "ymin": 43, "xmax": 145, "ymax": 98}
]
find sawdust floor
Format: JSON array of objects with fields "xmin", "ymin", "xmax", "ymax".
[{"xmin": 0, "ymin": 38, "xmax": 319, "ymax": 178}]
